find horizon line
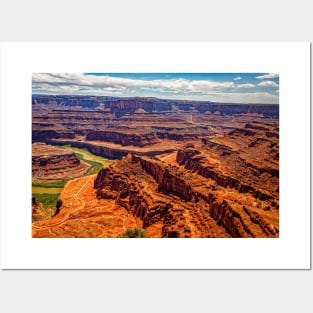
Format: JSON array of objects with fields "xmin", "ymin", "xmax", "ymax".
[{"xmin": 32, "ymin": 94, "xmax": 279, "ymax": 105}]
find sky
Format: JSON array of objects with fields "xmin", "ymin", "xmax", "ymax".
[{"xmin": 32, "ymin": 73, "xmax": 279, "ymax": 104}]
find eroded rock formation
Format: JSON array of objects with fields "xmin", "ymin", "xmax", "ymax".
[
  {"xmin": 32, "ymin": 143, "xmax": 90, "ymax": 182},
  {"xmin": 86, "ymin": 130, "xmax": 160, "ymax": 147},
  {"xmin": 94, "ymin": 151, "xmax": 278, "ymax": 238}
]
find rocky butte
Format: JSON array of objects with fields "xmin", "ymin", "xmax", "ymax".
[
  {"xmin": 32, "ymin": 95, "xmax": 279, "ymax": 238},
  {"xmin": 32, "ymin": 142, "xmax": 90, "ymax": 183}
]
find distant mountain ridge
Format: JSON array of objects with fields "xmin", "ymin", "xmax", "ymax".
[{"xmin": 32, "ymin": 95, "xmax": 279, "ymax": 118}]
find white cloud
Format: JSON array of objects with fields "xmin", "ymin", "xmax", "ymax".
[
  {"xmin": 233, "ymin": 77, "xmax": 241, "ymax": 80},
  {"xmin": 256, "ymin": 73, "xmax": 279, "ymax": 79},
  {"xmin": 237, "ymin": 83, "xmax": 255, "ymax": 88},
  {"xmin": 258, "ymin": 80, "xmax": 278, "ymax": 87},
  {"xmin": 32, "ymin": 73, "xmax": 279, "ymax": 103},
  {"xmin": 32, "ymin": 73, "xmax": 236, "ymax": 95}
]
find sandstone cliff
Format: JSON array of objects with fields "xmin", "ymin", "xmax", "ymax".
[
  {"xmin": 86, "ymin": 130, "xmax": 160, "ymax": 147},
  {"xmin": 94, "ymin": 154, "xmax": 278, "ymax": 238}
]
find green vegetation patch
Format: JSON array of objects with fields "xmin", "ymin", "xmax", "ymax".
[
  {"xmin": 117, "ymin": 227, "xmax": 149, "ymax": 238},
  {"xmin": 85, "ymin": 160, "xmax": 104, "ymax": 175},
  {"xmin": 32, "ymin": 193, "xmax": 60, "ymax": 208},
  {"xmin": 32, "ymin": 181, "xmax": 65, "ymax": 196},
  {"xmin": 58, "ymin": 145, "xmax": 114, "ymax": 176},
  {"xmin": 33, "ymin": 193, "xmax": 60, "ymax": 220},
  {"xmin": 32, "ymin": 186, "xmax": 63, "ymax": 194},
  {"xmin": 32, "ymin": 181, "xmax": 66, "ymax": 188},
  {"xmin": 59, "ymin": 145, "xmax": 114, "ymax": 167}
]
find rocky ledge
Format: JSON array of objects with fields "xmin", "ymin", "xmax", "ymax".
[{"xmin": 86, "ymin": 130, "xmax": 160, "ymax": 147}]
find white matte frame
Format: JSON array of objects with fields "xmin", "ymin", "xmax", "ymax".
[{"xmin": 0, "ymin": 42, "xmax": 310, "ymax": 269}]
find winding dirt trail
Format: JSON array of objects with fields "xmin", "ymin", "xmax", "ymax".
[
  {"xmin": 32, "ymin": 174, "xmax": 138, "ymax": 238},
  {"xmin": 33, "ymin": 175, "xmax": 95, "ymax": 230}
]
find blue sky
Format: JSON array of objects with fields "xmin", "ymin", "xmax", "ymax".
[{"xmin": 32, "ymin": 73, "xmax": 279, "ymax": 104}]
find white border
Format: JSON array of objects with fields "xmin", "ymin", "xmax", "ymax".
[{"xmin": 0, "ymin": 42, "xmax": 310, "ymax": 269}]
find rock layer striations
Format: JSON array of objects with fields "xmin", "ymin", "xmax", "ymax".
[{"xmin": 32, "ymin": 143, "xmax": 90, "ymax": 183}]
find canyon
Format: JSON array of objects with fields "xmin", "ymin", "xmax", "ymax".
[{"xmin": 32, "ymin": 95, "xmax": 279, "ymax": 238}]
